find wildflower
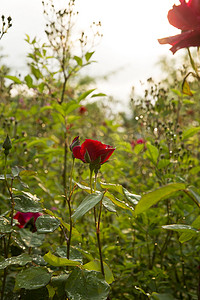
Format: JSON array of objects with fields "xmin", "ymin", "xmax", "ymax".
[
  {"xmin": 14, "ymin": 211, "xmax": 42, "ymax": 232},
  {"xmin": 158, "ymin": 0, "xmax": 200, "ymax": 54},
  {"xmin": 71, "ymin": 137, "xmax": 115, "ymax": 165}
]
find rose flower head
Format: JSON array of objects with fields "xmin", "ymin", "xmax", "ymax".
[
  {"xmin": 158, "ymin": 0, "xmax": 200, "ymax": 54},
  {"xmin": 70, "ymin": 137, "xmax": 115, "ymax": 166},
  {"xmin": 14, "ymin": 211, "xmax": 42, "ymax": 232}
]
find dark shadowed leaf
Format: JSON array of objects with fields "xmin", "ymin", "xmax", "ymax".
[
  {"xmin": 14, "ymin": 194, "xmax": 42, "ymax": 213},
  {"xmin": 15, "ymin": 267, "xmax": 51, "ymax": 290},
  {"xmin": 35, "ymin": 215, "xmax": 60, "ymax": 233},
  {"xmin": 0, "ymin": 253, "xmax": 32, "ymax": 270},
  {"xmin": 19, "ymin": 229, "xmax": 45, "ymax": 247},
  {"xmin": 65, "ymin": 268, "xmax": 110, "ymax": 300}
]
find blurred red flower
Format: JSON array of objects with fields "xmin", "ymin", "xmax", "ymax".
[
  {"xmin": 14, "ymin": 211, "xmax": 42, "ymax": 232},
  {"xmin": 158, "ymin": 0, "xmax": 200, "ymax": 54},
  {"xmin": 71, "ymin": 137, "xmax": 115, "ymax": 164},
  {"xmin": 79, "ymin": 106, "xmax": 87, "ymax": 115},
  {"xmin": 131, "ymin": 138, "xmax": 146, "ymax": 149}
]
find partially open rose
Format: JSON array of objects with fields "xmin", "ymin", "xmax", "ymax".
[{"xmin": 158, "ymin": 0, "xmax": 200, "ymax": 54}]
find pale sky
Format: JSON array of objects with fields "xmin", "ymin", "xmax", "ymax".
[{"xmin": 1, "ymin": 0, "xmax": 183, "ymax": 110}]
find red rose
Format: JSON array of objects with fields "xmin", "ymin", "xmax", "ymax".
[
  {"xmin": 71, "ymin": 138, "xmax": 115, "ymax": 165},
  {"xmin": 158, "ymin": 0, "xmax": 200, "ymax": 54},
  {"xmin": 79, "ymin": 106, "xmax": 87, "ymax": 115},
  {"xmin": 14, "ymin": 211, "xmax": 42, "ymax": 232},
  {"xmin": 131, "ymin": 138, "xmax": 146, "ymax": 149}
]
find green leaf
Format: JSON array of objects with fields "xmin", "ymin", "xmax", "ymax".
[
  {"xmin": 151, "ymin": 292, "xmax": 175, "ymax": 300},
  {"xmin": 45, "ymin": 209, "xmax": 81, "ymax": 238},
  {"xmin": 5, "ymin": 75, "xmax": 22, "ymax": 84},
  {"xmin": 134, "ymin": 143, "xmax": 144, "ymax": 154},
  {"xmin": 179, "ymin": 215, "xmax": 200, "ymax": 243},
  {"xmin": 74, "ymin": 55, "xmax": 83, "ymax": 66},
  {"xmin": 101, "ymin": 182, "xmax": 140, "ymax": 208},
  {"xmin": 56, "ymin": 245, "xmax": 83, "ymax": 263},
  {"xmin": 134, "ymin": 183, "xmax": 186, "ymax": 215},
  {"xmin": 25, "ymin": 74, "xmax": 34, "ymax": 88},
  {"xmin": 145, "ymin": 143, "xmax": 159, "ymax": 165},
  {"xmin": 182, "ymin": 127, "xmax": 200, "ymax": 140},
  {"xmin": 0, "ymin": 253, "xmax": 32, "ymax": 270},
  {"xmin": 64, "ymin": 102, "xmax": 80, "ymax": 116},
  {"xmin": 182, "ymin": 79, "xmax": 193, "ymax": 96},
  {"xmin": 72, "ymin": 193, "xmax": 104, "ymax": 221},
  {"xmin": 31, "ymin": 65, "xmax": 43, "ymax": 80},
  {"xmin": 19, "ymin": 170, "xmax": 37, "ymax": 177},
  {"xmin": 105, "ymin": 191, "xmax": 134, "ymax": 212},
  {"xmin": 123, "ymin": 188, "xmax": 140, "ymax": 205},
  {"xmin": 91, "ymin": 93, "xmax": 106, "ymax": 98},
  {"xmin": 85, "ymin": 51, "xmax": 95, "ymax": 62},
  {"xmin": 102, "ymin": 197, "xmax": 116, "ymax": 212},
  {"xmin": 15, "ymin": 267, "xmax": 51, "ymax": 290},
  {"xmin": 43, "ymin": 251, "xmax": 80, "ymax": 267},
  {"xmin": 35, "ymin": 215, "xmax": 60, "ymax": 233},
  {"xmin": 19, "ymin": 228, "xmax": 45, "ymax": 247},
  {"xmin": 0, "ymin": 217, "xmax": 12, "ymax": 233},
  {"xmin": 65, "ymin": 268, "xmax": 110, "ymax": 300},
  {"xmin": 157, "ymin": 159, "xmax": 170, "ymax": 169},
  {"xmin": 14, "ymin": 194, "xmax": 42, "ymax": 213},
  {"xmin": 187, "ymin": 186, "xmax": 200, "ymax": 204},
  {"xmin": 162, "ymin": 224, "xmax": 199, "ymax": 234},
  {"xmin": 77, "ymin": 89, "xmax": 96, "ymax": 102},
  {"xmin": 83, "ymin": 260, "xmax": 114, "ymax": 284},
  {"xmin": 101, "ymin": 182, "xmax": 123, "ymax": 194}
]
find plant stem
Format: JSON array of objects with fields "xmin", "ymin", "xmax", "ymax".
[
  {"xmin": 63, "ymin": 130, "xmax": 68, "ymax": 207},
  {"xmin": 93, "ymin": 170, "xmax": 105, "ymax": 276},
  {"xmin": 1, "ymin": 156, "xmax": 14, "ymax": 300},
  {"xmin": 96, "ymin": 200, "xmax": 105, "ymax": 276}
]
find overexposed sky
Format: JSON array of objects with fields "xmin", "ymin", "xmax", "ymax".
[{"xmin": 1, "ymin": 0, "xmax": 183, "ymax": 110}]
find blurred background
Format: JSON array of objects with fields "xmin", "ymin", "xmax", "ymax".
[{"xmin": 1, "ymin": 0, "xmax": 183, "ymax": 111}]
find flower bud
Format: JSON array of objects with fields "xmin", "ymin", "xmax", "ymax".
[
  {"xmin": 70, "ymin": 136, "xmax": 80, "ymax": 151},
  {"xmin": 2, "ymin": 134, "xmax": 12, "ymax": 156}
]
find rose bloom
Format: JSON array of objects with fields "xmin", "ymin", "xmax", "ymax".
[
  {"xmin": 131, "ymin": 138, "xmax": 146, "ymax": 149},
  {"xmin": 158, "ymin": 0, "xmax": 200, "ymax": 54},
  {"xmin": 79, "ymin": 106, "xmax": 87, "ymax": 115},
  {"xmin": 70, "ymin": 137, "xmax": 115, "ymax": 164},
  {"xmin": 14, "ymin": 211, "xmax": 42, "ymax": 232}
]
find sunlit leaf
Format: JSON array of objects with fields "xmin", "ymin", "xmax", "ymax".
[
  {"xmin": 5, "ymin": 75, "xmax": 22, "ymax": 84},
  {"xmin": 135, "ymin": 183, "xmax": 186, "ymax": 215},
  {"xmin": 43, "ymin": 251, "xmax": 80, "ymax": 267},
  {"xmin": 182, "ymin": 79, "xmax": 193, "ymax": 96},
  {"xmin": 83, "ymin": 259, "xmax": 114, "ymax": 284},
  {"xmin": 65, "ymin": 268, "xmax": 110, "ymax": 300}
]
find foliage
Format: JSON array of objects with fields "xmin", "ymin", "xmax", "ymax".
[{"xmin": 0, "ymin": 0, "xmax": 200, "ymax": 299}]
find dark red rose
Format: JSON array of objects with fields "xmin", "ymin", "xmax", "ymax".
[
  {"xmin": 131, "ymin": 138, "xmax": 146, "ymax": 149},
  {"xmin": 158, "ymin": 0, "xmax": 200, "ymax": 54},
  {"xmin": 72, "ymin": 138, "xmax": 115, "ymax": 165},
  {"xmin": 79, "ymin": 106, "xmax": 87, "ymax": 115},
  {"xmin": 14, "ymin": 211, "xmax": 42, "ymax": 232}
]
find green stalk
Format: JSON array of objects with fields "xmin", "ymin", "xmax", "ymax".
[
  {"xmin": 1, "ymin": 155, "xmax": 14, "ymax": 300},
  {"xmin": 94, "ymin": 169, "xmax": 105, "ymax": 276},
  {"xmin": 66, "ymin": 157, "xmax": 75, "ymax": 259}
]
